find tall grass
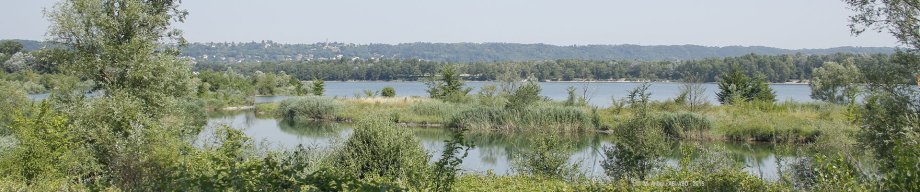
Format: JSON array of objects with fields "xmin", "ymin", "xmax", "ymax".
[
  {"xmin": 448, "ymin": 105, "xmax": 593, "ymax": 132},
  {"xmin": 712, "ymin": 101, "xmax": 851, "ymax": 143},
  {"xmin": 276, "ymin": 96, "xmax": 342, "ymax": 121},
  {"xmin": 657, "ymin": 112, "xmax": 713, "ymax": 139},
  {"xmin": 407, "ymin": 100, "xmax": 471, "ymax": 123}
]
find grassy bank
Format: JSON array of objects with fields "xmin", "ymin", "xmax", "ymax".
[{"xmin": 261, "ymin": 95, "xmax": 857, "ymax": 144}]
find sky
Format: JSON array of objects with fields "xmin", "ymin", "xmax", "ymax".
[{"xmin": 0, "ymin": 0, "xmax": 900, "ymax": 49}]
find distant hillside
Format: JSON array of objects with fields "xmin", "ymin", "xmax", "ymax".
[{"xmin": 8, "ymin": 39, "xmax": 895, "ymax": 62}]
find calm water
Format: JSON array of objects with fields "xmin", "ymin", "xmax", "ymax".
[
  {"xmin": 319, "ymin": 81, "xmax": 813, "ymax": 107},
  {"xmin": 204, "ymin": 110, "xmax": 803, "ymax": 180},
  {"xmin": 31, "ymin": 82, "xmax": 814, "ymax": 107}
]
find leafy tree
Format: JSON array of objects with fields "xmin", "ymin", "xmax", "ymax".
[
  {"xmin": 749, "ymin": 74, "xmax": 776, "ymax": 102},
  {"xmin": 2, "ymin": 52, "xmax": 32, "ymax": 73},
  {"xmin": 311, "ymin": 79, "xmax": 325, "ymax": 96},
  {"xmin": 810, "ymin": 61, "xmax": 862, "ymax": 104},
  {"xmin": 0, "ymin": 40, "xmax": 22, "ymax": 55},
  {"xmin": 843, "ymin": 1, "xmax": 920, "ymax": 190},
  {"xmin": 47, "ymin": 0, "xmax": 193, "ymax": 113},
  {"xmin": 426, "ymin": 65, "xmax": 471, "ymax": 102},
  {"xmin": 288, "ymin": 76, "xmax": 305, "ymax": 95},
  {"xmin": 505, "ymin": 81, "xmax": 541, "ymax": 110},
  {"xmin": 29, "ymin": 48, "xmax": 73, "ymax": 73},
  {"xmin": 716, "ymin": 70, "xmax": 775, "ymax": 104},
  {"xmin": 381, "ymin": 86, "xmax": 396, "ymax": 97},
  {"xmin": 0, "ymin": 80, "xmax": 29, "ymax": 133}
]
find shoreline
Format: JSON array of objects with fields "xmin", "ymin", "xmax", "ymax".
[{"xmin": 318, "ymin": 80, "xmax": 810, "ymax": 85}]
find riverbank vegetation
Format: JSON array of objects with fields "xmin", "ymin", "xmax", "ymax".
[{"xmin": 0, "ymin": 0, "xmax": 918, "ymax": 191}]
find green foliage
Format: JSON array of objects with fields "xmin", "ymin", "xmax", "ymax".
[
  {"xmin": 0, "ymin": 80, "xmax": 29, "ymax": 133},
  {"xmin": 311, "ymin": 79, "xmax": 325, "ymax": 96},
  {"xmin": 362, "ymin": 89, "xmax": 379, "ymax": 97},
  {"xmin": 656, "ymin": 112, "xmax": 712, "ymax": 139},
  {"xmin": 195, "ymin": 69, "xmax": 255, "ymax": 107},
  {"xmin": 717, "ymin": 69, "xmax": 776, "ymax": 104},
  {"xmin": 251, "ymin": 71, "xmax": 301, "ymax": 96},
  {"xmin": 0, "ymin": 40, "xmax": 22, "ymax": 55},
  {"xmin": 407, "ymin": 100, "xmax": 471, "ymax": 123},
  {"xmin": 449, "ymin": 105, "xmax": 594, "ymax": 132},
  {"xmin": 882, "ymin": 136, "xmax": 920, "ymax": 191},
  {"xmin": 625, "ymin": 83, "xmax": 652, "ymax": 111},
  {"xmin": 603, "ymin": 114, "xmax": 667, "ymax": 181},
  {"xmin": 0, "ymin": 103, "xmax": 94, "ymax": 186},
  {"xmin": 475, "ymin": 84, "xmax": 506, "ymax": 107},
  {"xmin": 810, "ymin": 61, "xmax": 862, "ymax": 104},
  {"xmin": 331, "ymin": 116, "xmax": 431, "ymax": 189},
  {"xmin": 426, "ymin": 65, "xmax": 472, "ymax": 102},
  {"xmin": 505, "ymin": 81, "xmax": 542, "ymax": 110},
  {"xmin": 512, "ymin": 132, "xmax": 582, "ymax": 180},
  {"xmin": 2, "ymin": 52, "xmax": 33, "ymax": 73},
  {"xmin": 648, "ymin": 145, "xmax": 779, "ymax": 191},
  {"xmin": 811, "ymin": 154, "xmax": 874, "ymax": 191},
  {"xmin": 277, "ymin": 96, "xmax": 342, "ymax": 121},
  {"xmin": 430, "ymin": 128, "xmax": 472, "ymax": 191},
  {"xmin": 49, "ymin": 0, "xmax": 194, "ymax": 113},
  {"xmin": 381, "ymin": 86, "xmax": 396, "ymax": 97}
]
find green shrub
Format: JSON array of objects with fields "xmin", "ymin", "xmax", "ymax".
[
  {"xmin": 381, "ymin": 86, "xmax": 396, "ymax": 97},
  {"xmin": 311, "ymin": 79, "xmax": 324, "ymax": 96},
  {"xmin": 331, "ymin": 116, "xmax": 431, "ymax": 189},
  {"xmin": 604, "ymin": 115, "xmax": 668, "ymax": 181},
  {"xmin": 656, "ymin": 112, "xmax": 712, "ymax": 139},
  {"xmin": 505, "ymin": 81, "xmax": 541, "ymax": 110},
  {"xmin": 512, "ymin": 132, "xmax": 582, "ymax": 180},
  {"xmin": 645, "ymin": 144, "xmax": 783, "ymax": 191},
  {"xmin": 276, "ymin": 96, "xmax": 342, "ymax": 121}
]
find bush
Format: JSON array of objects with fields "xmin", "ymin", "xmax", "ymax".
[
  {"xmin": 381, "ymin": 86, "xmax": 396, "ymax": 97},
  {"xmin": 276, "ymin": 96, "xmax": 342, "ymax": 121},
  {"xmin": 656, "ymin": 112, "xmax": 712, "ymax": 139},
  {"xmin": 717, "ymin": 70, "xmax": 775, "ymax": 104},
  {"xmin": 505, "ymin": 81, "xmax": 541, "ymax": 110},
  {"xmin": 331, "ymin": 116, "xmax": 431, "ymax": 189}
]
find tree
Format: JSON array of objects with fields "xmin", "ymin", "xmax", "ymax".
[
  {"xmin": 47, "ymin": 0, "xmax": 193, "ymax": 113},
  {"xmin": 0, "ymin": 40, "xmax": 22, "ymax": 55},
  {"xmin": 505, "ymin": 81, "xmax": 541, "ymax": 110},
  {"xmin": 810, "ymin": 61, "xmax": 862, "ymax": 104},
  {"xmin": 288, "ymin": 76, "xmax": 305, "ymax": 96},
  {"xmin": 748, "ymin": 74, "xmax": 776, "ymax": 102},
  {"xmin": 717, "ymin": 70, "xmax": 751, "ymax": 105},
  {"xmin": 679, "ymin": 73, "xmax": 709, "ymax": 112},
  {"xmin": 426, "ymin": 65, "xmax": 471, "ymax": 102},
  {"xmin": 381, "ymin": 86, "xmax": 396, "ymax": 97},
  {"xmin": 29, "ymin": 48, "xmax": 73, "ymax": 73},
  {"xmin": 716, "ymin": 69, "xmax": 775, "ymax": 104},
  {"xmin": 311, "ymin": 79, "xmax": 325, "ymax": 96},
  {"xmin": 2, "ymin": 52, "xmax": 32, "ymax": 73},
  {"xmin": 844, "ymin": 1, "xmax": 920, "ymax": 190}
]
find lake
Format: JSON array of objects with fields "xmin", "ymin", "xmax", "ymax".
[
  {"xmin": 31, "ymin": 82, "xmax": 814, "ymax": 107},
  {"xmin": 204, "ymin": 110, "xmax": 804, "ymax": 180},
  {"xmin": 255, "ymin": 81, "xmax": 814, "ymax": 107}
]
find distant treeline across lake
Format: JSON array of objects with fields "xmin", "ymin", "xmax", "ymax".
[{"xmin": 253, "ymin": 82, "xmax": 813, "ymax": 107}]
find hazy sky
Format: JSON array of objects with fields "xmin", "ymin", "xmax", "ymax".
[{"xmin": 0, "ymin": 0, "xmax": 900, "ymax": 49}]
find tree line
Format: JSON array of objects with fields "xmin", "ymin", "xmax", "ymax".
[
  {"xmin": 6, "ymin": 39, "xmax": 894, "ymax": 63},
  {"xmin": 194, "ymin": 52, "xmax": 892, "ymax": 83}
]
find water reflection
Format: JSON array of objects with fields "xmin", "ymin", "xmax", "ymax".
[{"xmin": 205, "ymin": 110, "xmax": 805, "ymax": 180}]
